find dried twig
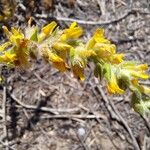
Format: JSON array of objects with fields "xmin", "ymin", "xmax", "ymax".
[
  {"xmin": 10, "ymin": 94, "xmax": 80, "ymax": 115},
  {"xmin": 55, "ymin": 9, "xmax": 150, "ymax": 25},
  {"xmin": 39, "ymin": 114, "xmax": 106, "ymax": 119}
]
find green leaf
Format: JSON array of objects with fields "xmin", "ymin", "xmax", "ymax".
[
  {"xmin": 131, "ymin": 92, "xmax": 150, "ymax": 114},
  {"xmin": 30, "ymin": 28, "xmax": 38, "ymax": 41},
  {"xmin": 103, "ymin": 63, "xmax": 111, "ymax": 81}
]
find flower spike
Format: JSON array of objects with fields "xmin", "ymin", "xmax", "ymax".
[{"xmin": 0, "ymin": 21, "xmax": 149, "ymax": 114}]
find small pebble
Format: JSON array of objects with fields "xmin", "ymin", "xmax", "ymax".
[{"xmin": 78, "ymin": 127, "xmax": 86, "ymax": 136}]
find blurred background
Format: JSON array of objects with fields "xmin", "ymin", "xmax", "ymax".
[{"xmin": 0, "ymin": 0, "xmax": 150, "ymax": 149}]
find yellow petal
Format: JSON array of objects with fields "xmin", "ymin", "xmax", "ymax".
[
  {"xmin": 42, "ymin": 21, "xmax": 57, "ymax": 35},
  {"xmin": 131, "ymin": 71, "xmax": 149, "ymax": 79},
  {"xmin": 86, "ymin": 28, "xmax": 111, "ymax": 49},
  {"xmin": 65, "ymin": 27, "xmax": 83, "ymax": 39},
  {"xmin": 94, "ymin": 28, "xmax": 105, "ymax": 37},
  {"xmin": 93, "ymin": 28, "xmax": 110, "ymax": 44},
  {"xmin": 0, "ymin": 52, "xmax": 16, "ymax": 64},
  {"xmin": 0, "ymin": 77, "xmax": 2, "ymax": 82},
  {"xmin": 111, "ymin": 54, "xmax": 124, "ymax": 64},
  {"xmin": 53, "ymin": 62, "xmax": 69, "ymax": 72},
  {"xmin": 131, "ymin": 79, "xmax": 150, "ymax": 96},
  {"xmin": 52, "ymin": 42, "xmax": 72, "ymax": 51},
  {"xmin": 94, "ymin": 43, "xmax": 116, "ymax": 60},
  {"xmin": 86, "ymin": 38, "xmax": 96, "ymax": 50},
  {"xmin": 5, "ymin": 27, "xmax": 25, "ymax": 45},
  {"xmin": 48, "ymin": 53, "xmax": 64, "ymax": 62},
  {"xmin": 79, "ymin": 49, "xmax": 96, "ymax": 58},
  {"xmin": 107, "ymin": 81, "xmax": 124, "ymax": 94},
  {"xmin": 11, "ymin": 27, "xmax": 24, "ymax": 37},
  {"xmin": 38, "ymin": 21, "xmax": 57, "ymax": 42},
  {"xmin": 52, "ymin": 43, "xmax": 72, "ymax": 60},
  {"xmin": 141, "ymin": 86, "xmax": 150, "ymax": 96},
  {"xmin": 61, "ymin": 22, "xmax": 83, "ymax": 41},
  {"xmin": 70, "ymin": 22, "xmax": 77, "ymax": 29},
  {"xmin": 131, "ymin": 79, "xmax": 139, "ymax": 86},
  {"xmin": 136, "ymin": 64, "xmax": 148, "ymax": 71},
  {"xmin": 107, "ymin": 73, "xmax": 124, "ymax": 94},
  {"xmin": 0, "ymin": 42, "xmax": 11, "ymax": 52},
  {"xmin": 124, "ymin": 64, "xmax": 148, "ymax": 71},
  {"xmin": 48, "ymin": 52, "xmax": 69, "ymax": 72}
]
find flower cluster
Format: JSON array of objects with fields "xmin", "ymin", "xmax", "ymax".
[{"xmin": 0, "ymin": 20, "xmax": 149, "ymax": 114}]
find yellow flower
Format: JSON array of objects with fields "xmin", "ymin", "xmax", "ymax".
[
  {"xmin": 38, "ymin": 21, "xmax": 57, "ymax": 42},
  {"xmin": 53, "ymin": 61, "xmax": 69, "ymax": 72},
  {"xmin": 131, "ymin": 79, "xmax": 150, "ymax": 96},
  {"xmin": 111, "ymin": 54, "xmax": 124, "ymax": 64},
  {"xmin": 86, "ymin": 28, "xmax": 110, "ymax": 50},
  {"xmin": 93, "ymin": 43, "xmax": 117, "ymax": 63},
  {"xmin": 87, "ymin": 29, "xmax": 124, "ymax": 64},
  {"xmin": 107, "ymin": 74, "xmax": 124, "ymax": 94},
  {"xmin": 0, "ymin": 42, "xmax": 12, "ymax": 52},
  {"xmin": 52, "ymin": 42, "xmax": 72, "ymax": 60},
  {"xmin": 49, "ymin": 53, "xmax": 69, "ymax": 72},
  {"xmin": 42, "ymin": 21, "xmax": 57, "ymax": 35},
  {"xmin": 3, "ymin": 26, "xmax": 24, "ymax": 46},
  {"xmin": 93, "ymin": 28, "xmax": 110, "ymax": 44},
  {"xmin": 123, "ymin": 64, "xmax": 148, "ymax": 71},
  {"xmin": 94, "ymin": 43, "xmax": 116, "ymax": 55},
  {"xmin": 121, "ymin": 63, "xmax": 149, "ymax": 80},
  {"xmin": 79, "ymin": 49, "xmax": 96, "ymax": 58},
  {"xmin": 0, "ymin": 51, "xmax": 16, "ymax": 64},
  {"xmin": 2, "ymin": 26, "xmax": 31, "ymax": 68},
  {"xmin": 52, "ymin": 42, "xmax": 72, "ymax": 52},
  {"xmin": 131, "ymin": 71, "xmax": 149, "ymax": 79},
  {"xmin": 42, "ymin": 48, "xmax": 69, "ymax": 72},
  {"xmin": 70, "ymin": 45, "xmax": 89, "ymax": 80},
  {"xmin": 72, "ymin": 44, "xmax": 96, "ymax": 59},
  {"xmin": 61, "ymin": 22, "xmax": 83, "ymax": 41},
  {"xmin": 10, "ymin": 27, "xmax": 24, "ymax": 42}
]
